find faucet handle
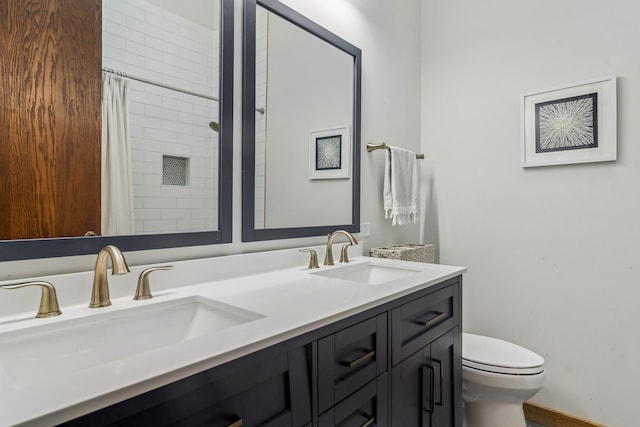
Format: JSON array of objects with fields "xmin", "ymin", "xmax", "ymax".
[
  {"xmin": 299, "ymin": 249, "xmax": 319, "ymax": 269},
  {"xmin": 339, "ymin": 244, "xmax": 354, "ymax": 263},
  {"xmin": 0, "ymin": 281, "xmax": 62, "ymax": 318},
  {"xmin": 135, "ymin": 265, "xmax": 173, "ymax": 300}
]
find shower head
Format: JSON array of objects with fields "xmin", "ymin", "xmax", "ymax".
[{"xmin": 209, "ymin": 121, "xmax": 219, "ymax": 132}]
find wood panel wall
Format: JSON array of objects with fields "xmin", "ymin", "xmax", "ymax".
[{"xmin": 0, "ymin": 0, "xmax": 102, "ymax": 240}]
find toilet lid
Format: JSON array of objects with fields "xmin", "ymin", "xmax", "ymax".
[{"xmin": 463, "ymin": 333, "xmax": 544, "ymax": 375}]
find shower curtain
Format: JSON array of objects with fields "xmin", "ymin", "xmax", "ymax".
[{"xmin": 101, "ymin": 73, "xmax": 135, "ymax": 235}]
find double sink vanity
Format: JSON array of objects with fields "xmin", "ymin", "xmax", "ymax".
[
  {"xmin": 1, "ymin": 0, "xmax": 465, "ymax": 425},
  {"xmin": 0, "ymin": 245, "xmax": 465, "ymax": 426}
]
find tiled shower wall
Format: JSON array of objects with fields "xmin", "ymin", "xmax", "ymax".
[{"xmin": 103, "ymin": 0, "xmax": 219, "ymax": 234}]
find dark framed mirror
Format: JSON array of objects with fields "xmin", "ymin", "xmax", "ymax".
[
  {"xmin": 242, "ymin": 0, "xmax": 361, "ymax": 242},
  {"xmin": 0, "ymin": 0, "xmax": 234, "ymax": 261}
]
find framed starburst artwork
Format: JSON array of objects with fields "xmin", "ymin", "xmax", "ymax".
[
  {"xmin": 521, "ymin": 76, "xmax": 616, "ymax": 167},
  {"xmin": 309, "ymin": 126, "xmax": 350, "ymax": 179}
]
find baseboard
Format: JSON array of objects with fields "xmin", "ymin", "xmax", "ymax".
[{"xmin": 524, "ymin": 402, "xmax": 607, "ymax": 427}]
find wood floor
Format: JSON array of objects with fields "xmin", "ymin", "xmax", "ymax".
[{"xmin": 524, "ymin": 402, "xmax": 607, "ymax": 427}]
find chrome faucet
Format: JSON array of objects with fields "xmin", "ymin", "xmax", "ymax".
[
  {"xmin": 89, "ymin": 245, "xmax": 130, "ymax": 308},
  {"xmin": 324, "ymin": 230, "xmax": 358, "ymax": 266}
]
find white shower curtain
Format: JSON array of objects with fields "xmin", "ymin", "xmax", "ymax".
[{"xmin": 101, "ymin": 73, "xmax": 135, "ymax": 235}]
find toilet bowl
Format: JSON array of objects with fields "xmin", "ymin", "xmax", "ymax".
[{"xmin": 462, "ymin": 333, "xmax": 545, "ymax": 427}]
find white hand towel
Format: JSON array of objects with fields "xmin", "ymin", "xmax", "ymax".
[{"xmin": 383, "ymin": 146, "xmax": 419, "ymax": 226}]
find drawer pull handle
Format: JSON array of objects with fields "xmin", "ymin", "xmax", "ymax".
[
  {"xmin": 423, "ymin": 364, "xmax": 435, "ymax": 413},
  {"xmin": 361, "ymin": 416, "xmax": 376, "ymax": 427},
  {"xmin": 341, "ymin": 350, "xmax": 375, "ymax": 368},
  {"xmin": 433, "ymin": 358, "xmax": 443, "ymax": 405},
  {"xmin": 415, "ymin": 311, "xmax": 446, "ymax": 327},
  {"xmin": 225, "ymin": 417, "xmax": 243, "ymax": 427}
]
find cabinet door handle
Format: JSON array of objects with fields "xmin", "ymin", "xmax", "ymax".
[
  {"xmin": 423, "ymin": 364, "xmax": 435, "ymax": 413},
  {"xmin": 225, "ymin": 417, "xmax": 243, "ymax": 427},
  {"xmin": 415, "ymin": 311, "xmax": 446, "ymax": 327},
  {"xmin": 433, "ymin": 358, "xmax": 443, "ymax": 405},
  {"xmin": 360, "ymin": 416, "xmax": 375, "ymax": 427},
  {"xmin": 341, "ymin": 350, "xmax": 375, "ymax": 368}
]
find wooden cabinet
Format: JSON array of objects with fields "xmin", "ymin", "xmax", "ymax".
[{"xmin": 61, "ymin": 276, "xmax": 462, "ymax": 427}]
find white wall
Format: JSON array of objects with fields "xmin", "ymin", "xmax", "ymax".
[
  {"xmin": 1, "ymin": 0, "xmax": 422, "ymax": 281},
  {"xmin": 421, "ymin": 0, "xmax": 639, "ymax": 425}
]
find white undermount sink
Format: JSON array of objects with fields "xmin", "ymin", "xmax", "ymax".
[
  {"xmin": 313, "ymin": 261, "xmax": 422, "ymax": 285},
  {"xmin": 0, "ymin": 296, "xmax": 264, "ymax": 386}
]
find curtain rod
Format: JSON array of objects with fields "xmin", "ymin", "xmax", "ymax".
[
  {"xmin": 102, "ymin": 68, "xmax": 219, "ymax": 102},
  {"xmin": 366, "ymin": 143, "xmax": 425, "ymax": 159}
]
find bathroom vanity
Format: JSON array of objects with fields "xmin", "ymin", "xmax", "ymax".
[{"xmin": 0, "ymin": 248, "xmax": 465, "ymax": 426}]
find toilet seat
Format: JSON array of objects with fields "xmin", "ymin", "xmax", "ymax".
[{"xmin": 463, "ymin": 333, "xmax": 544, "ymax": 375}]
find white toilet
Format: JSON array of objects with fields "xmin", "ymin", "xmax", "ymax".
[{"xmin": 462, "ymin": 333, "xmax": 546, "ymax": 427}]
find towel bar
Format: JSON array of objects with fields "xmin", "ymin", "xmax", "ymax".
[{"xmin": 366, "ymin": 143, "xmax": 424, "ymax": 159}]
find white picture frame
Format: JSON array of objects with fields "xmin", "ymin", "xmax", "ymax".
[
  {"xmin": 309, "ymin": 126, "xmax": 350, "ymax": 179},
  {"xmin": 521, "ymin": 76, "xmax": 617, "ymax": 168}
]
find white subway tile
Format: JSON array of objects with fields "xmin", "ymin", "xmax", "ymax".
[
  {"xmin": 146, "ymin": 35, "xmax": 180, "ymax": 56},
  {"xmin": 161, "ymin": 97, "xmax": 194, "ymax": 113},
  {"xmin": 136, "ymin": 209, "xmax": 162, "ymax": 220},
  {"xmin": 127, "ymin": 16, "xmax": 163, "ymax": 39},
  {"xmin": 130, "ymin": 115, "xmax": 163, "ymax": 132},
  {"xmin": 145, "ymin": 105, "xmax": 179, "ymax": 121},
  {"xmin": 144, "ymin": 128, "xmax": 177, "ymax": 143},
  {"xmin": 161, "ymin": 186, "xmax": 192, "ymax": 199},
  {"xmin": 127, "ymin": 40, "xmax": 162, "ymax": 61},
  {"xmin": 144, "ymin": 197, "xmax": 176, "ymax": 209},
  {"xmin": 161, "ymin": 142, "xmax": 191, "ymax": 156},
  {"xmin": 143, "ymin": 220, "xmax": 177, "ymax": 233},
  {"xmin": 142, "ymin": 175, "xmax": 162, "ymax": 189},
  {"xmin": 161, "ymin": 209, "xmax": 192, "ymax": 220},
  {"xmin": 134, "ymin": 185, "xmax": 162, "ymax": 198}
]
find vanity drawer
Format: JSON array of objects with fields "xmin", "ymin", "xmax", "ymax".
[
  {"xmin": 318, "ymin": 373, "xmax": 388, "ymax": 427},
  {"xmin": 62, "ymin": 346, "xmax": 311, "ymax": 427},
  {"xmin": 318, "ymin": 313, "xmax": 388, "ymax": 414},
  {"xmin": 391, "ymin": 285, "xmax": 457, "ymax": 366}
]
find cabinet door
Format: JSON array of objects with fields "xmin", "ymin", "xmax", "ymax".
[
  {"xmin": 430, "ymin": 328, "xmax": 459, "ymax": 427},
  {"xmin": 391, "ymin": 345, "xmax": 428, "ymax": 427},
  {"xmin": 62, "ymin": 346, "xmax": 311, "ymax": 427},
  {"xmin": 391, "ymin": 329, "xmax": 458, "ymax": 427}
]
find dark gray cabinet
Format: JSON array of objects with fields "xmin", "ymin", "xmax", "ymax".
[
  {"xmin": 390, "ymin": 283, "xmax": 462, "ymax": 427},
  {"xmin": 318, "ymin": 373, "xmax": 388, "ymax": 427},
  {"xmin": 391, "ymin": 328, "xmax": 460, "ymax": 427},
  {"xmin": 62, "ymin": 346, "xmax": 312, "ymax": 427},
  {"xmin": 317, "ymin": 313, "xmax": 388, "ymax": 426},
  {"xmin": 61, "ymin": 276, "xmax": 461, "ymax": 427},
  {"xmin": 317, "ymin": 313, "xmax": 387, "ymax": 415}
]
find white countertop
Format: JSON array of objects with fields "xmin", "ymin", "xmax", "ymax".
[{"xmin": 0, "ymin": 249, "xmax": 465, "ymax": 427}]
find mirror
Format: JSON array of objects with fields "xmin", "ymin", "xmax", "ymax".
[
  {"xmin": 0, "ymin": 0, "xmax": 233, "ymax": 261},
  {"xmin": 242, "ymin": 0, "xmax": 361, "ymax": 241}
]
